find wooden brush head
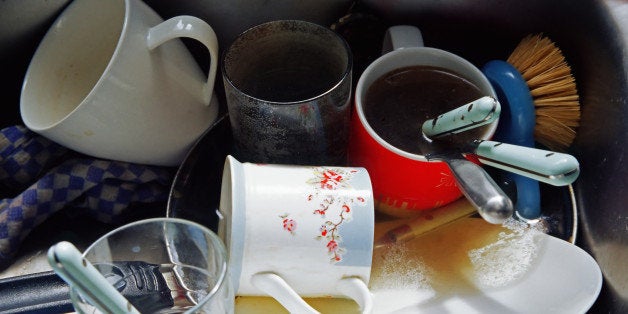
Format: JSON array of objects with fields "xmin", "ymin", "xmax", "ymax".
[{"xmin": 507, "ymin": 34, "xmax": 581, "ymax": 152}]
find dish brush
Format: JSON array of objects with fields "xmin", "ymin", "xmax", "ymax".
[
  {"xmin": 482, "ymin": 34, "xmax": 580, "ymax": 220},
  {"xmin": 507, "ymin": 34, "xmax": 581, "ymax": 151}
]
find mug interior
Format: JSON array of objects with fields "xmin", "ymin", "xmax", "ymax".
[
  {"xmin": 20, "ymin": 0, "xmax": 125, "ymax": 130},
  {"xmin": 355, "ymin": 47, "xmax": 498, "ymax": 160},
  {"xmin": 222, "ymin": 20, "xmax": 351, "ymax": 104}
]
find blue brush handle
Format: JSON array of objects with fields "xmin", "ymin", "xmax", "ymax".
[{"xmin": 482, "ymin": 60, "xmax": 541, "ymax": 220}]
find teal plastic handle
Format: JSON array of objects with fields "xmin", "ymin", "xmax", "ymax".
[
  {"xmin": 422, "ymin": 96, "xmax": 500, "ymax": 139},
  {"xmin": 474, "ymin": 140, "xmax": 580, "ymax": 186},
  {"xmin": 47, "ymin": 241, "xmax": 140, "ymax": 314}
]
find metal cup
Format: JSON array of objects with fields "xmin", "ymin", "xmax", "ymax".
[{"xmin": 222, "ymin": 20, "xmax": 353, "ymax": 165}]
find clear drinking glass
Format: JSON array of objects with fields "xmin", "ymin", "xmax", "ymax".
[{"xmin": 70, "ymin": 218, "xmax": 234, "ymax": 313}]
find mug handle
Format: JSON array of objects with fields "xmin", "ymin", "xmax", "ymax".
[
  {"xmin": 337, "ymin": 277, "xmax": 373, "ymax": 314},
  {"xmin": 251, "ymin": 273, "xmax": 374, "ymax": 314},
  {"xmin": 146, "ymin": 16, "xmax": 219, "ymax": 106},
  {"xmin": 251, "ymin": 272, "xmax": 320, "ymax": 314},
  {"xmin": 382, "ymin": 25, "xmax": 424, "ymax": 54}
]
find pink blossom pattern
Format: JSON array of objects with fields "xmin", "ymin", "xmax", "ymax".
[
  {"xmin": 307, "ymin": 167, "xmax": 365, "ymax": 263},
  {"xmin": 316, "ymin": 203, "xmax": 349, "ymax": 262},
  {"xmin": 279, "ymin": 213, "xmax": 296, "ymax": 235},
  {"xmin": 277, "ymin": 168, "xmax": 366, "ymax": 263}
]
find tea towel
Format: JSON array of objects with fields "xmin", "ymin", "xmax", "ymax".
[{"xmin": 0, "ymin": 126, "xmax": 174, "ymax": 269}]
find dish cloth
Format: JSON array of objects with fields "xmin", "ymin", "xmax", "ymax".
[{"xmin": 0, "ymin": 126, "xmax": 174, "ymax": 269}]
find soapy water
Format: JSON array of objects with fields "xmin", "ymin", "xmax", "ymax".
[
  {"xmin": 468, "ymin": 217, "xmax": 548, "ymax": 288},
  {"xmin": 370, "ymin": 244, "xmax": 436, "ymax": 312},
  {"xmin": 371, "ymin": 244, "xmax": 432, "ymax": 291}
]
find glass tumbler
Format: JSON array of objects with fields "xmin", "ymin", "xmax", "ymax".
[{"xmin": 70, "ymin": 217, "xmax": 233, "ymax": 313}]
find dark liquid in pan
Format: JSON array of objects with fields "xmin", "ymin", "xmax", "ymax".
[{"xmin": 363, "ymin": 66, "xmax": 490, "ymax": 155}]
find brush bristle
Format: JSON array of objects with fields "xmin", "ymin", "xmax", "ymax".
[{"xmin": 507, "ymin": 34, "xmax": 581, "ymax": 152}]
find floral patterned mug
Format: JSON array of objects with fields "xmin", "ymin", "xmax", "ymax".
[{"xmin": 218, "ymin": 155, "xmax": 374, "ymax": 313}]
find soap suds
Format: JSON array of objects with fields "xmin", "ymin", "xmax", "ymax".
[
  {"xmin": 370, "ymin": 244, "xmax": 435, "ymax": 312},
  {"xmin": 371, "ymin": 243, "xmax": 431, "ymax": 290},
  {"xmin": 468, "ymin": 218, "xmax": 547, "ymax": 288}
]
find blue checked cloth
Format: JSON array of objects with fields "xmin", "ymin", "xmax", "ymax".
[{"xmin": 0, "ymin": 126, "xmax": 174, "ymax": 268}]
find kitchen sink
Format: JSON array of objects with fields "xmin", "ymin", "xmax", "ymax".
[{"xmin": 0, "ymin": 0, "xmax": 626, "ymax": 312}]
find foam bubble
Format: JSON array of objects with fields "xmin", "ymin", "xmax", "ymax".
[
  {"xmin": 370, "ymin": 244, "xmax": 435, "ymax": 312},
  {"xmin": 468, "ymin": 217, "xmax": 547, "ymax": 287},
  {"xmin": 371, "ymin": 243, "xmax": 432, "ymax": 291}
]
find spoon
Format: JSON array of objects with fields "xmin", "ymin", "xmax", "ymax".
[
  {"xmin": 425, "ymin": 149, "xmax": 513, "ymax": 224},
  {"xmin": 422, "ymin": 101, "xmax": 580, "ymax": 222},
  {"xmin": 422, "ymin": 98, "xmax": 512, "ymax": 224},
  {"xmin": 47, "ymin": 241, "xmax": 140, "ymax": 314},
  {"xmin": 422, "ymin": 99, "xmax": 579, "ymax": 185}
]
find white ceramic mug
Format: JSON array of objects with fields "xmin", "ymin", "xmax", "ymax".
[
  {"xmin": 219, "ymin": 155, "xmax": 374, "ymax": 313},
  {"xmin": 20, "ymin": 0, "xmax": 220, "ymax": 166}
]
